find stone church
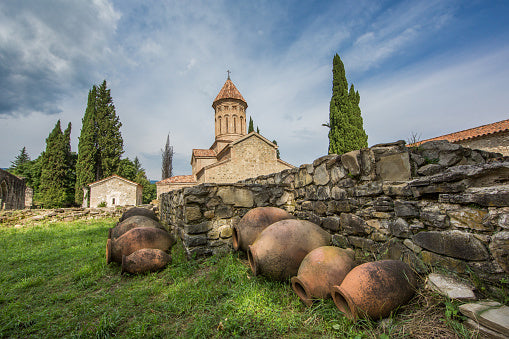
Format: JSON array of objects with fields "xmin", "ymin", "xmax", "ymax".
[{"xmin": 157, "ymin": 76, "xmax": 294, "ymax": 196}]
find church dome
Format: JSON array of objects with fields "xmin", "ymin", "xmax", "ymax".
[{"xmin": 213, "ymin": 78, "xmax": 247, "ymax": 108}]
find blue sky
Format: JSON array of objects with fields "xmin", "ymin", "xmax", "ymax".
[{"xmin": 1, "ymin": 0, "xmax": 508, "ymax": 180}]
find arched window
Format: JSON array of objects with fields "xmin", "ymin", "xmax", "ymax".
[
  {"xmin": 219, "ymin": 116, "xmax": 222, "ymax": 134},
  {"xmin": 225, "ymin": 116, "xmax": 229, "ymax": 133},
  {"xmin": 240, "ymin": 116, "xmax": 244, "ymax": 133},
  {"xmin": 234, "ymin": 116, "xmax": 237, "ymax": 133}
]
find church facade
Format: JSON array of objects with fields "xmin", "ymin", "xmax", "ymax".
[{"xmin": 157, "ymin": 76, "xmax": 294, "ymax": 196}]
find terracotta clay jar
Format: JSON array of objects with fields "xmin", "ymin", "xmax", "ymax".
[
  {"xmin": 119, "ymin": 207, "xmax": 158, "ymax": 223},
  {"xmin": 247, "ymin": 219, "xmax": 331, "ymax": 281},
  {"xmin": 109, "ymin": 215, "xmax": 167, "ymax": 239},
  {"xmin": 291, "ymin": 246, "xmax": 355, "ymax": 306},
  {"xmin": 331, "ymin": 260, "xmax": 417, "ymax": 320},
  {"xmin": 121, "ymin": 248, "xmax": 171, "ymax": 274},
  {"xmin": 233, "ymin": 206, "xmax": 295, "ymax": 251},
  {"xmin": 106, "ymin": 227, "xmax": 175, "ymax": 264}
]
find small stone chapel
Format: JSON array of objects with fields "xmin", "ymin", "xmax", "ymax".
[{"xmin": 157, "ymin": 75, "xmax": 294, "ymax": 196}]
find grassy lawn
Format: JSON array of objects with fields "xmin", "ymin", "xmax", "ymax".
[{"xmin": 0, "ymin": 218, "xmax": 470, "ymax": 338}]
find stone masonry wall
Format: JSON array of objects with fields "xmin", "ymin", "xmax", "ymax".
[
  {"xmin": 0, "ymin": 169, "xmax": 26, "ymax": 210},
  {"xmin": 160, "ymin": 140, "xmax": 509, "ymax": 287}
]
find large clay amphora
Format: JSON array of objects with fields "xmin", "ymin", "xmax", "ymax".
[
  {"xmin": 106, "ymin": 227, "xmax": 175, "ymax": 264},
  {"xmin": 247, "ymin": 219, "xmax": 331, "ymax": 281},
  {"xmin": 291, "ymin": 246, "xmax": 355, "ymax": 306},
  {"xmin": 110, "ymin": 215, "xmax": 167, "ymax": 239},
  {"xmin": 331, "ymin": 260, "xmax": 417, "ymax": 320},
  {"xmin": 119, "ymin": 207, "xmax": 158, "ymax": 223},
  {"xmin": 233, "ymin": 207, "xmax": 295, "ymax": 251},
  {"xmin": 121, "ymin": 248, "xmax": 171, "ymax": 274}
]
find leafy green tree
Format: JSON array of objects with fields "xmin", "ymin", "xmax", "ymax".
[
  {"xmin": 248, "ymin": 117, "xmax": 254, "ymax": 133},
  {"xmin": 118, "ymin": 158, "xmax": 137, "ymax": 181},
  {"xmin": 9, "ymin": 147, "xmax": 30, "ymax": 172},
  {"xmin": 327, "ymin": 54, "xmax": 368, "ymax": 155},
  {"xmin": 40, "ymin": 121, "xmax": 74, "ymax": 208}
]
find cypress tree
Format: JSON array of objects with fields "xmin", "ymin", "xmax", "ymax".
[
  {"xmin": 161, "ymin": 134, "xmax": 173, "ymax": 180},
  {"xmin": 40, "ymin": 121, "xmax": 74, "ymax": 208},
  {"xmin": 95, "ymin": 80, "xmax": 123, "ymax": 178},
  {"xmin": 248, "ymin": 117, "xmax": 254, "ymax": 133},
  {"xmin": 75, "ymin": 86, "xmax": 98, "ymax": 205},
  {"xmin": 327, "ymin": 54, "xmax": 368, "ymax": 154}
]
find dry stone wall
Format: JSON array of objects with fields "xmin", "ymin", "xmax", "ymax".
[{"xmin": 159, "ymin": 140, "xmax": 509, "ymax": 288}]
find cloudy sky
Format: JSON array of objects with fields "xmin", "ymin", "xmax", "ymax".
[{"xmin": 1, "ymin": 0, "xmax": 508, "ymax": 180}]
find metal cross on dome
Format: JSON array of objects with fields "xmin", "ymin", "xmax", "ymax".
[{"xmin": 227, "ymin": 70, "xmax": 231, "ymax": 80}]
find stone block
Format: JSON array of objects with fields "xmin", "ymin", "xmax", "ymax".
[
  {"xmin": 322, "ymin": 216, "xmax": 341, "ymax": 231},
  {"xmin": 219, "ymin": 225, "xmax": 233, "ymax": 239},
  {"xmin": 403, "ymin": 239, "xmax": 422, "ymax": 253},
  {"xmin": 376, "ymin": 152, "xmax": 411, "ymax": 182},
  {"xmin": 327, "ymin": 200, "xmax": 353, "ymax": 214},
  {"xmin": 388, "ymin": 218, "xmax": 411, "ymax": 238},
  {"xmin": 330, "ymin": 165, "xmax": 347, "ymax": 183},
  {"xmin": 341, "ymin": 150, "xmax": 361, "ymax": 176},
  {"xmin": 313, "ymin": 163, "xmax": 330, "ymax": 186},
  {"xmin": 316, "ymin": 186, "xmax": 331, "ymax": 200},
  {"xmin": 313, "ymin": 201, "xmax": 327, "ymax": 216},
  {"xmin": 296, "ymin": 167, "xmax": 313, "ymax": 187},
  {"xmin": 215, "ymin": 205, "xmax": 233, "ymax": 219},
  {"xmin": 413, "ymin": 230, "xmax": 489, "ymax": 261},
  {"xmin": 394, "ymin": 200, "xmax": 420, "ymax": 218},
  {"xmin": 463, "ymin": 319, "xmax": 508, "ymax": 339},
  {"xmin": 340, "ymin": 213, "xmax": 370, "ymax": 235},
  {"xmin": 184, "ymin": 221, "xmax": 211, "ymax": 234},
  {"xmin": 373, "ymin": 196, "xmax": 394, "ymax": 212},
  {"xmin": 203, "ymin": 210, "xmax": 214, "ymax": 219},
  {"xmin": 348, "ymin": 236, "xmax": 377, "ymax": 252},
  {"xmin": 439, "ymin": 185, "xmax": 509, "ymax": 207},
  {"xmin": 459, "ymin": 301, "xmax": 509, "ymax": 336},
  {"xmin": 350, "ymin": 182, "xmax": 383, "ymax": 197},
  {"xmin": 217, "ymin": 187, "xmax": 254, "ymax": 208},
  {"xmin": 426, "ymin": 273, "xmax": 476, "ymax": 300},
  {"xmin": 489, "ymin": 231, "xmax": 509, "ymax": 273},
  {"xmin": 448, "ymin": 208, "xmax": 489, "ymax": 231},
  {"xmin": 420, "ymin": 250, "xmax": 467, "ymax": 273},
  {"xmin": 417, "ymin": 164, "xmax": 443, "ymax": 176},
  {"xmin": 382, "ymin": 183, "xmax": 413, "ymax": 197},
  {"xmin": 331, "ymin": 187, "xmax": 347, "ymax": 200},
  {"xmin": 183, "ymin": 233, "xmax": 208, "ymax": 247},
  {"xmin": 420, "ymin": 210, "xmax": 450, "ymax": 228},
  {"xmin": 185, "ymin": 205, "xmax": 202, "ymax": 223}
]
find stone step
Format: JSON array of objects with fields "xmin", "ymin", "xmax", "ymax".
[{"xmin": 459, "ymin": 300, "xmax": 509, "ymax": 337}]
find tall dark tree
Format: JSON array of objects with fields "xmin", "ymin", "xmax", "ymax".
[
  {"xmin": 248, "ymin": 117, "xmax": 254, "ymax": 133},
  {"xmin": 95, "ymin": 80, "xmax": 123, "ymax": 178},
  {"xmin": 40, "ymin": 121, "xmax": 74, "ymax": 208},
  {"xmin": 75, "ymin": 86, "xmax": 98, "ymax": 205},
  {"xmin": 75, "ymin": 81, "xmax": 123, "ymax": 205},
  {"xmin": 161, "ymin": 134, "xmax": 173, "ymax": 180},
  {"xmin": 327, "ymin": 54, "xmax": 368, "ymax": 155},
  {"xmin": 272, "ymin": 140, "xmax": 280, "ymax": 159}
]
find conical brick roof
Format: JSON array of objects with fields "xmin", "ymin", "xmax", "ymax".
[{"xmin": 213, "ymin": 78, "xmax": 247, "ymax": 107}]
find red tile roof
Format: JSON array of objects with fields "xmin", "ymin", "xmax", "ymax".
[
  {"xmin": 409, "ymin": 119, "xmax": 509, "ymax": 146},
  {"xmin": 213, "ymin": 79, "xmax": 246, "ymax": 106},
  {"xmin": 192, "ymin": 149, "xmax": 216, "ymax": 157},
  {"xmin": 156, "ymin": 175, "xmax": 196, "ymax": 185}
]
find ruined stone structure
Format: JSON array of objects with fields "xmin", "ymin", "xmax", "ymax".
[
  {"xmin": 0, "ymin": 168, "xmax": 28, "ymax": 210},
  {"xmin": 156, "ymin": 76, "xmax": 294, "ymax": 197},
  {"xmin": 86, "ymin": 175, "xmax": 142, "ymax": 208},
  {"xmin": 410, "ymin": 119, "xmax": 509, "ymax": 156},
  {"xmin": 160, "ymin": 140, "xmax": 509, "ymax": 289}
]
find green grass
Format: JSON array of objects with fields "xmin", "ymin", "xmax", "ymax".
[{"xmin": 0, "ymin": 218, "xmax": 469, "ymax": 338}]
